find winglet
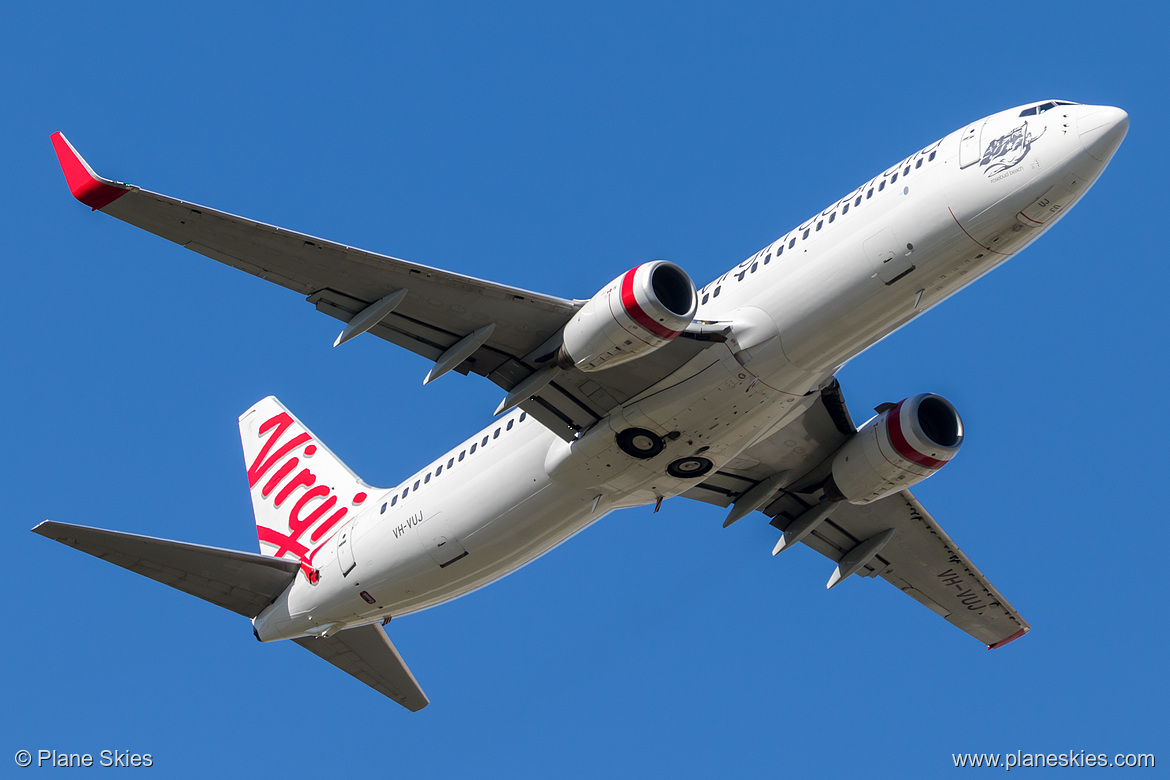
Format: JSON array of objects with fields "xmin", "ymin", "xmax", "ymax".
[
  {"xmin": 987, "ymin": 627, "xmax": 1029, "ymax": 650},
  {"xmin": 50, "ymin": 132, "xmax": 130, "ymax": 211}
]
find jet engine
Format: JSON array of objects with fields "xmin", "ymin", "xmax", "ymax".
[
  {"xmin": 558, "ymin": 260, "xmax": 697, "ymax": 372},
  {"xmin": 825, "ymin": 393, "xmax": 963, "ymax": 505}
]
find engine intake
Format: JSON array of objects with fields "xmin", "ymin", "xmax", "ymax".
[
  {"xmin": 826, "ymin": 393, "xmax": 963, "ymax": 504},
  {"xmin": 558, "ymin": 261, "xmax": 697, "ymax": 372}
]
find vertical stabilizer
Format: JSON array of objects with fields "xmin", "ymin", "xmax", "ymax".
[{"xmin": 239, "ymin": 397, "xmax": 375, "ymax": 580}]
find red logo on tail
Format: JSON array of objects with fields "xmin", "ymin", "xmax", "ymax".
[{"xmin": 247, "ymin": 412, "xmax": 367, "ymax": 579}]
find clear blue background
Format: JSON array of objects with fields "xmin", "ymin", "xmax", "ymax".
[{"xmin": 5, "ymin": 2, "xmax": 1165, "ymax": 776}]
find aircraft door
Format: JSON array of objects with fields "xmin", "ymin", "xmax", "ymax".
[
  {"xmin": 337, "ymin": 520, "xmax": 357, "ymax": 576},
  {"xmin": 958, "ymin": 121, "xmax": 985, "ymax": 169}
]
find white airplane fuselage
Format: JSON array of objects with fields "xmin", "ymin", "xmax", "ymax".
[{"xmin": 253, "ymin": 102, "xmax": 1127, "ymax": 642}]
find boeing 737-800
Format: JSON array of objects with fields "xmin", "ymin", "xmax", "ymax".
[{"xmin": 36, "ymin": 100, "xmax": 1128, "ymax": 711}]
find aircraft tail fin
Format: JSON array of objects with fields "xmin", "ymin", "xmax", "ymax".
[
  {"xmin": 238, "ymin": 397, "xmax": 376, "ymax": 580},
  {"xmin": 32, "ymin": 520, "xmax": 299, "ymax": 618}
]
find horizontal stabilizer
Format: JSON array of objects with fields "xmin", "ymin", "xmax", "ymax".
[
  {"xmin": 294, "ymin": 624, "xmax": 429, "ymax": 711},
  {"xmin": 33, "ymin": 520, "xmax": 299, "ymax": 618}
]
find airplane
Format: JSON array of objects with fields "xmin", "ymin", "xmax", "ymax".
[{"xmin": 36, "ymin": 100, "xmax": 1128, "ymax": 711}]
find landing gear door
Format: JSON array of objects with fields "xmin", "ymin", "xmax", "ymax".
[{"xmin": 959, "ymin": 121, "xmax": 985, "ymax": 169}]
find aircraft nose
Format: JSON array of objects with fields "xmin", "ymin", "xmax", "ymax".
[{"xmin": 1078, "ymin": 105, "xmax": 1129, "ymax": 163}]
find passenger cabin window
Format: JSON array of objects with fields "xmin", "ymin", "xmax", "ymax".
[
  {"xmin": 802, "ymin": 229, "xmax": 810, "ymax": 239},
  {"xmin": 829, "ymin": 213, "xmax": 836, "ymax": 223},
  {"xmin": 381, "ymin": 503, "xmax": 387, "ymax": 513},
  {"xmin": 520, "ymin": 412, "xmax": 527, "ymax": 422},
  {"xmin": 867, "ymin": 188, "xmax": 873, "ymax": 198},
  {"xmin": 459, "ymin": 450, "xmax": 466, "ymax": 461},
  {"xmin": 470, "ymin": 443, "xmax": 477, "ymax": 454},
  {"xmin": 424, "ymin": 473, "xmax": 431, "ymax": 484},
  {"xmin": 436, "ymin": 465, "xmax": 443, "ymax": 476},
  {"xmin": 903, "ymin": 165, "xmax": 910, "ymax": 176},
  {"xmin": 879, "ymin": 181, "xmax": 886, "ymax": 191},
  {"xmin": 788, "ymin": 238, "xmax": 796, "ymax": 249},
  {"xmin": 842, "ymin": 203, "xmax": 849, "ymax": 215},
  {"xmin": 855, "ymin": 195, "xmax": 862, "ymax": 206},
  {"xmin": 413, "ymin": 480, "xmax": 420, "ymax": 490},
  {"xmin": 507, "ymin": 420, "xmax": 514, "ymax": 431},
  {"xmin": 916, "ymin": 158, "xmax": 923, "ymax": 169},
  {"xmin": 391, "ymin": 496, "xmax": 398, "ymax": 506},
  {"xmin": 928, "ymin": 151, "xmax": 936, "ymax": 161},
  {"xmin": 448, "ymin": 458, "xmax": 454, "ymax": 468},
  {"xmin": 816, "ymin": 221, "xmax": 822, "ymax": 231}
]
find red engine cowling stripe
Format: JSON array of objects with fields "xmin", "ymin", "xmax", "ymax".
[
  {"xmin": 886, "ymin": 400, "xmax": 949, "ymax": 470},
  {"xmin": 620, "ymin": 268, "xmax": 682, "ymax": 340}
]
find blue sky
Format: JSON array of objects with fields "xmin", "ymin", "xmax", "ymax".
[{"xmin": 5, "ymin": 2, "xmax": 1166, "ymax": 776}]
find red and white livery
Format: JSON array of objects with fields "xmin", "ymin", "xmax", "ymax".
[
  {"xmin": 559, "ymin": 260, "xmax": 697, "ymax": 372},
  {"xmin": 35, "ymin": 100, "xmax": 1129, "ymax": 710}
]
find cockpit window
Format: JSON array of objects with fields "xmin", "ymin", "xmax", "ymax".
[{"xmin": 1020, "ymin": 100, "xmax": 1078, "ymax": 117}]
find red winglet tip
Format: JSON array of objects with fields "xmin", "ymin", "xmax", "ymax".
[
  {"xmin": 50, "ymin": 132, "xmax": 128, "ymax": 211},
  {"xmin": 987, "ymin": 627, "xmax": 1029, "ymax": 650}
]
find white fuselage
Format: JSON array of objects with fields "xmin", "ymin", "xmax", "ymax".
[{"xmin": 253, "ymin": 102, "xmax": 1127, "ymax": 642}]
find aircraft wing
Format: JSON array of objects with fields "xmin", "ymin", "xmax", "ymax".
[
  {"xmin": 294, "ymin": 624, "xmax": 429, "ymax": 712},
  {"xmin": 51, "ymin": 133, "xmax": 712, "ymax": 439},
  {"xmin": 681, "ymin": 380, "xmax": 1030, "ymax": 649}
]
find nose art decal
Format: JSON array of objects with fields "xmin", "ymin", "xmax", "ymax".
[{"xmin": 981, "ymin": 120, "xmax": 1045, "ymax": 177}]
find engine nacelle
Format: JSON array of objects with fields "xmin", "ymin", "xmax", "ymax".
[
  {"xmin": 826, "ymin": 393, "xmax": 963, "ymax": 505},
  {"xmin": 558, "ymin": 261, "xmax": 697, "ymax": 372}
]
